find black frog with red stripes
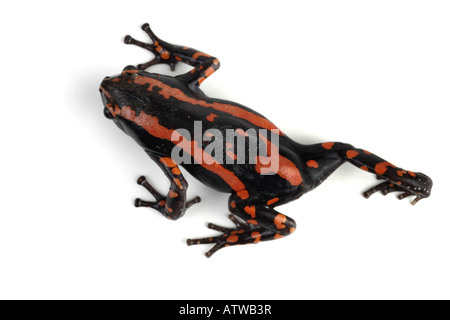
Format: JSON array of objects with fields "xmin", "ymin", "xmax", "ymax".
[{"xmin": 99, "ymin": 23, "xmax": 432, "ymax": 257}]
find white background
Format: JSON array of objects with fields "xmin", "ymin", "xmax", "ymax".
[{"xmin": 1, "ymin": 0, "xmax": 449, "ymax": 299}]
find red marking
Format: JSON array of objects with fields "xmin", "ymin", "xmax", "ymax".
[
  {"xmin": 244, "ymin": 205, "xmax": 256, "ymax": 218},
  {"xmin": 226, "ymin": 235, "xmax": 239, "ymax": 243},
  {"xmin": 230, "ymin": 201, "xmax": 236, "ymax": 208},
  {"xmin": 274, "ymin": 214, "xmax": 287, "ymax": 229},
  {"xmin": 155, "ymin": 45, "xmax": 163, "ymax": 53},
  {"xmin": 198, "ymin": 77, "xmax": 206, "ymax": 84},
  {"xmin": 274, "ymin": 234, "xmax": 284, "ymax": 240},
  {"xmin": 247, "ymin": 220, "xmax": 258, "ymax": 225},
  {"xmin": 363, "ymin": 150, "xmax": 372, "ymax": 155},
  {"xmin": 255, "ymin": 134, "xmax": 302, "ymax": 186},
  {"xmin": 206, "ymin": 113, "xmax": 218, "ymax": 122},
  {"xmin": 360, "ymin": 166, "xmax": 369, "ymax": 171},
  {"xmin": 408, "ymin": 171, "xmax": 416, "ymax": 177},
  {"xmin": 127, "ymin": 72, "xmax": 283, "ymax": 135},
  {"xmin": 159, "ymin": 200, "xmax": 166, "ymax": 206},
  {"xmin": 171, "ymin": 167, "xmax": 181, "ymax": 175},
  {"xmin": 236, "ymin": 129, "xmax": 249, "ymax": 137},
  {"xmin": 237, "ymin": 190, "xmax": 249, "ymax": 200},
  {"xmin": 306, "ymin": 160, "xmax": 319, "ymax": 168},
  {"xmin": 397, "ymin": 170, "xmax": 407, "ymax": 177},
  {"xmin": 175, "ymin": 56, "xmax": 182, "ymax": 61},
  {"xmin": 289, "ymin": 228, "xmax": 295, "ymax": 234},
  {"xmin": 166, "ymin": 206, "xmax": 173, "ymax": 213},
  {"xmin": 346, "ymin": 150, "xmax": 359, "ymax": 159},
  {"xmin": 205, "ymin": 66, "xmax": 216, "ymax": 78},
  {"xmin": 161, "ymin": 51, "xmax": 170, "ymax": 60},
  {"xmin": 322, "ymin": 142, "xmax": 334, "ymax": 150},
  {"xmin": 115, "ymin": 106, "xmax": 246, "ymax": 193},
  {"xmin": 374, "ymin": 162, "xmax": 395, "ymax": 175},
  {"xmin": 173, "ymin": 178, "xmax": 184, "ymax": 190},
  {"xmin": 267, "ymin": 198, "xmax": 279, "ymax": 206},
  {"xmin": 226, "ymin": 150, "xmax": 237, "ymax": 160},
  {"xmin": 251, "ymin": 231, "xmax": 261, "ymax": 243},
  {"xmin": 193, "ymin": 51, "xmax": 211, "ymax": 59},
  {"xmin": 168, "ymin": 190, "xmax": 178, "ymax": 198},
  {"xmin": 160, "ymin": 157, "xmax": 177, "ymax": 168}
]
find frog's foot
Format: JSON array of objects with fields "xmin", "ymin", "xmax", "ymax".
[
  {"xmin": 134, "ymin": 176, "xmax": 200, "ymax": 218},
  {"xmin": 186, "ymin": 214, "xmax": 270, "ymax": 258},
  {"xmin": 362, "ymin": 173, "xmax": 431, "ymax": 205},
  {"xmin": 124, "ymin": 23, "xmax": 178, "ymax": 71}
]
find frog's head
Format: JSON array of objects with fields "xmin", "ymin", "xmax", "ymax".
[
  {"xmin": 100, "ymin": 66, "xmax": 153, "ymax": 141},
  {"xmin": 99, "ymin": 65, "xmax": 141, "ymax": 120}
]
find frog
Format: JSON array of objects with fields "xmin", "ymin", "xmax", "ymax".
[{"xmin": 99, "ymin": 23, "xmax": 432, "ymax": 257}]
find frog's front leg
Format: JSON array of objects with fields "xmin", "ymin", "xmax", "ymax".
[
  {"xmin": 124, "ymin": 23, "xmax": 220, "ymax": 87},
  {"xmin": 187, "ymin": 191, "xmax": 296, "ymax": 257},
  {"xmin": 135, "ymin": 151, "xmax": 200, "ymax": 220}
]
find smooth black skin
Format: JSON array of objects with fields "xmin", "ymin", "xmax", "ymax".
[{"xmin": 99, "ymin": 24, "xmax": 432, "ymax": 257}]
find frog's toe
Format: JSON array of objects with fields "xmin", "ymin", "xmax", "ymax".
[{"xmin": 363, "ymin": 180, "xmax": 425, "ymax": 205}]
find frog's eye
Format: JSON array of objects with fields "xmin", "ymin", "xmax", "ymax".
[{"xmin": 123, "ymin": 65, "xmax": 138, "ymax": 72}]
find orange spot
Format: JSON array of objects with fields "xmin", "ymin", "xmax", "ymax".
[
  {"xmin": 198, "ymin": 77, "xmax": 206, "ymax": 84},
  {"xmin": 244, "ymin": 205, "xmax": 256, "ymax": 218},
  {"xmin": 289, "ymin": 227, "xmax": 296, "ymax": 234},
  {"xmin": 168, "ymin": 190, "xmax": 178, "ymax": 198},
  {"xmin": 193, "ymin": 51, "xmax": 211, "ymax": 59},
  {"xmin": 155, "ymin": 45, "xmax": 163, "ymax": 53},
  {"xmin": 206, "ymin": 113, "xmax": 218, "ymax": 122},
  {"xmin": 236, "ymin": 128, "xmax": 249, "ymax": 137},
  {"xmin": 237, "ymin": 190, "xmax": 249, "ymax": 200},
  {"xmin": 226, "ymin": 235, "xmax": 239, "ymax": 243},
  {"xmin": 408, "ymin": 171, "xmax": 416, "ymax": 177},
  {"xmin": 165, "ymin": 206, "xmax": 173, "ymax": 213},
  {"xmin": 173, "ymin": 178, "xmax": 183, "ymax": 190},
  {"xmin": 274, "ymin": 214, "xmax": 287, "ymax": 229},
  {"xmin": 346, "ymin": 150, "xmax": 359, "ymax": 159},
  {"xmin": 397, "ymin": 170, "xmax": 407, "ymax": 177},
  {"xmin": 267, "ymin": 198, "xmax": 279, "ymax": 206},
  {"xmin": 322, "ymin": 142, "xmax": 334, "ymax": 149},
  {"xmin": 213, "ymin": 58, "xmax": 219, "ymax": 65},
  {"xmin": 306, "ymin": 160, "xmax": 319, "ymax": 168},
  {"xmin": 363, "ymin": 150, "xmax": 372, "ymax": 155},
  {"xmin": 161, "ymin": 51, "xmax": 170, "ymax": 60},
  {"xmin": 160, "ymin": 157, "xmax": 177, "ymax": 168},
  {"xmin": 396, "ymin": 181, "xmax": 402, "ymax": 185},
  {"xmin": 226, "ymin": 150, "xmax": 237, "ymax": 160},
  {"xmin": 374, "ymin": 162, "xmax": 395, "ymax": 175},
  {"xmin": 360, "ymin": 166, "xmax": 369, "ymax": 171},
  {"xmin": 205, "ymin": 66, "xmax": 216, "ymax": 77},
  {"xmin": 247, "ymin": 220, "xmax": 258, "ymax": 225},
  {"xmin": 251, "ymin": 231, "xmax": 261, "ymax": 243},
  {"xmin": 255, "ymin": 134, "xmax": 302, "ymax": 186},
  {"xmin": 175, "ymin": 56, "xmax": 182, "ymax": 61},
  {"xmin": 171, "ymin": 167, "xmax": 181, "ymax": 175},
  {"xmin": 230, "ymin": 201, "xmax": 236, "ymax": 208},
  {"xmin": 159, "ymin": 200, "xmax": 166, "ymax": 206},
  {"xmin": 274, "ymin": 234, "xmax": 284, "ymax": 240}
]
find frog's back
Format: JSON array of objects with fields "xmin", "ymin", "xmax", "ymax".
[{"xmin": 125, "ymin": 71, "xmax": 306, "ymax": 194}]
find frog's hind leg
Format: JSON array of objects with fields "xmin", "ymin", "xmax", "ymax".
[
  {"xmin": 300, "ymin": 142, "xmax": 432, "ymax": 204},
  {"xmin": 187, "ymin": 192, "xmax": 297, "ymax": 257},
  {"xmin": 134, "ymin": 151, "xmax": 201, "ymax": 220},
  {"xmin": 124, "ymin": 23, "xmax": 220, "ymax": 88}
]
